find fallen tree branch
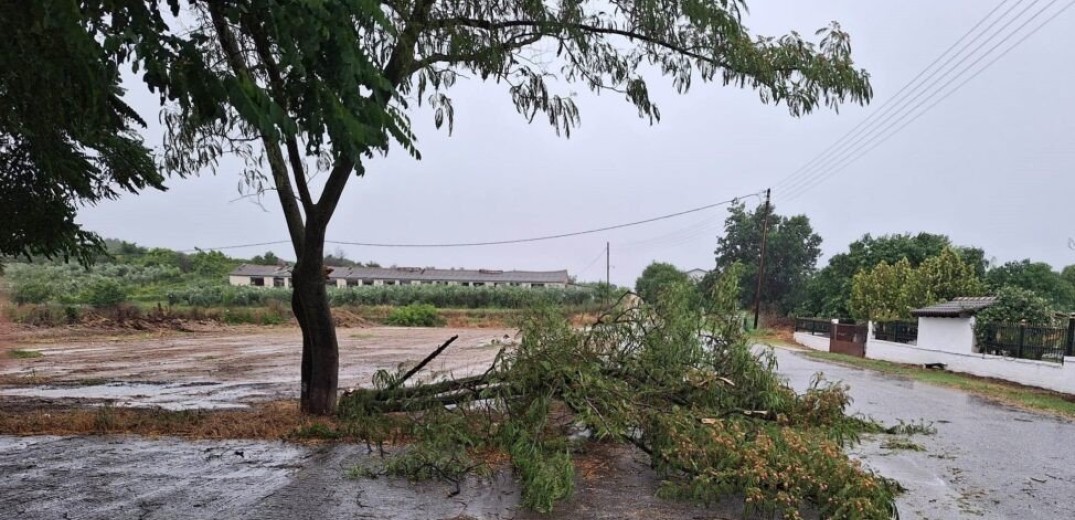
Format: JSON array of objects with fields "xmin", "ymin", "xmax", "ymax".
[{"xmin": 389, "ymin": 335, "xmax": 459, "ymax": 391}]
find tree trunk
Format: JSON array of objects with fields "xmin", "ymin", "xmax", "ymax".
[{"xmin": 291, "ymin": 223, "xmax": 339, "ymax": 415}]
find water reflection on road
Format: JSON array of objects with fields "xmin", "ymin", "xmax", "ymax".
[{"xmin": 768, "ymin": 344, "xmax": 1075, "ymax": 520}]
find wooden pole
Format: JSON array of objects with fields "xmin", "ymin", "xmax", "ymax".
[
  {"xmin": 605, "ymin": 241, "xmax": 611, "ymax": 306},
  {"xmin": 752, "ymin": 189, "xmax": 771, "ymax": 330}
]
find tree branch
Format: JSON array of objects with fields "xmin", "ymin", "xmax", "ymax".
[
  {"xmin": 242, "ymin": 13, "xmax": 317, "ymax": 215},
  {"xmin": 426, "ymin": 18, "xmax": 737, "ymax": 70},
  {"xmin": 207, "ymin": 4, "xmax": 306, "ymax": 253}
]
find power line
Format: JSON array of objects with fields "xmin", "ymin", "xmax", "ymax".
[
  {"xmin": 107, "ymin": 190, "xmax": 762, "ymax": 255},
  {"xmin": 324, "ymin": 191, "xmax": 763, "ymax": 248},
  {"xmin": 773, "ymin": 0, "xmax": 1021, "ymax": 195},
  {"xmin": 783, "ymin": 0, "xmax": 1074, "ymax": 202}
]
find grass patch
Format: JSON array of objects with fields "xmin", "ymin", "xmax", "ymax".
[
  {"xmin": 800, "ymin": 350, "xmax": 1075, "ymax": 418},
  {"xmin": 880, "ymin": 438, "xmax": 925, "ymax": 452},
  {"xmin": 9, "ymin": 349, "xmax": 42, "ymax": 359},
  {"xmin": 0, "ymin": 400, "xmax": 352, "ymax": 441}
]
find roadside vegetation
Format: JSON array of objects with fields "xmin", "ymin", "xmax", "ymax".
[{"xmin": 1, "ymin": 241, "xmax": 612, "ymax": 329}]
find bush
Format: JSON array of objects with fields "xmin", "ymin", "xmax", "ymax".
[
  {"xmin": 11, "ymin": 279, "xmax": 54, "ymax": 304},
  {"xmin": 386, "ymin": 304, "xmax": 444, "ymax": 327},
  {"xmin": 977, "ymin": 286, "xmax": 1055, "ymax": 326},
  {"xmin": 84, "ymin": 279, "xmax": 128, "ymax": 308}
]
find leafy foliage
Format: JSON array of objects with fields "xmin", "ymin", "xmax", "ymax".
[
  {"xmin": 634, "ymin": 262, "xmax": 692, "ymax": 303},
  {"xmin": 84, "ymin": 279, "xmax": 129, "ymax": 309},
  {"xmin": 0, "ymin": 2, "xmax": 165, "ymax": 266},
  {"xmin": 713, "ymin": 201, "xmax": 822, "ymax": 314},
  {"xmin": 976, "ymin": 286, "xmax": 1056, "ymax": 327},
  {"xmin": 385, "ymin": 304, "xmax": 444, "ymax": 327},
  {"xmin": 341, "ymin": 272, "xmax": 901, "ymax": 518},
  {"xmin": 804, "ymin": 233, "xmax": 981, "ymax": 317},
  {"xmin": 985, "ymin": 260, "xmax": 1075, "ymax": 312},
  {"xmin": 850, "ymin": 248, "xmax": 983, "ymax": 321}
]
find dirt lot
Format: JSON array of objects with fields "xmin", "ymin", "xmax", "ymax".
[
  {"xmin": 0, "ymin": 325, "xmax": 771, "ymax": 520},
  {"xmin": 0, "ymin": 326, "xmax": 512, "ymax": 409}
]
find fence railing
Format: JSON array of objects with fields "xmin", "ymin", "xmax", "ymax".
[
  {"xmin": 794, "ymin": 318, "xmax": 832, "ymax": 337},
  {"xmin": 978, "ymin": 322, "xmax": 1070, "ymax": 364},
  {"xmin": 873, "ymin": 320, "xmax": 918, "ymax": 345}
]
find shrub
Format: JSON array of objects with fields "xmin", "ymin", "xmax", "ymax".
[
  {"xmin": 11, "ymin": 279, "xmax": 54, "ymax": 304},
  {"xmin": 84, "ymin": 279, "xmax": 128, "ymax": 308},
  {"xmin": 385, "ymin": 304, "xmax": 444, "ymax": 327}
]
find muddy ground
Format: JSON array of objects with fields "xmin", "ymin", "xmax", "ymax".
[
  {"xmin": 0, "ymin": 326, "xmax": 511, "ymax": 409},
  {"xmin": 0, "ymin": 326, "xmax": 785, "ymax": 520},
  {"xmin": 3, "ymin": 327, "xmax": 1074, "ymax": 519}
]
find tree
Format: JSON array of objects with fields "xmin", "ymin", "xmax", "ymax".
[
  {"xmin": 27, "ymin": 1, "xmax": 872, "ymax": 414},
  {"xmin": 803, "ymin": 233, "xmax": 974, "ymax": 317},
  {"xmin": 0, "ymin": 2, "xmax": 165, "ymax": 266},
  {"xmin": 976, "ymin": 286, "xmax": 1055, "ymax": 327},
  {"xmin": 635, "ymin": 262, "xmax": 691, "ymax": 303},
  {"xmin": 713, "ymin": 202, "xmax": 822, "ymax": 314},
  {"xmin": 849, "ymin": 247, "xmax": 983, "ymax": 321},
  {"xmin": 251, "ymin": 251, "xmax": 282, "ymax": 266},
  {"xmin": 917, "ymin": 247, "xmax": 985, "ymax": 302},
  {"xmin": 985, "ymin": 260, "xmax": 1075, "ymax": 311},
  {"xmin": 849, "ymin": 259, "xmax": 920, "ymax": 321}
]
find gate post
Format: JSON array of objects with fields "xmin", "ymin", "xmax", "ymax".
[
  {"xmin": 1066, "ymin": 317, "xmax": 1075, "ymax": 357},
  {"xmin": 1018, "ymin": 320, "xmax": 1027, "ymax": 359}
]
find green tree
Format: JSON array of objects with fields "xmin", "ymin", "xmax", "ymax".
[
  {"xmin": 849, "ymin": 259, "xmax": 923, "ymax": 321},
  {"xmin": 190, "ymin": 251, "xmax": 236, "ymax": 278},
  {"xmin": 917, "ymin": 247, "xmax": 985, "ymax": 302},
  {"xmin": 635, "ymin": 262, "xmax": 691, "ymax": 303},
  {"xmin": 985, "ymin": 260, "xmax": 1075, "ymax": 311},
  {"xmin": 0, "ymin": 2, "xmax": 165, "ymax": 266},
  {"xmin": 803, "ymin": 233, "xmax": 975, "ymax": 317},
  {"xmin": 251, "ymin": 251, "xmax": 282, "ymax": 266},
  {"xmin": 713, "ymin": 202, "xmax": 822, "ymax": 314},
  {"xmin": 850, "ymin": 247, "xmax": 984, "ymax": 321},
  {"xmin": 19, "ymin": 1, "xmax": 872, "ymax": 414},
  {"xmin": 976, "ymin": 286, "xmax": 1055, "ymax": 326}
]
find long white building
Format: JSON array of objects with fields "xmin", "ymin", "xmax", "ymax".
[{"xmin": 228, "ymin": 264, "xmax": 571, "ymax": 289}]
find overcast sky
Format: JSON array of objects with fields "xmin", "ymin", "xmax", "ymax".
[{"xmin": 79, "ymin": 0, "xmax": 1075, "ymax": 287}]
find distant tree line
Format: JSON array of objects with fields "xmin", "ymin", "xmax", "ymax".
[{"xmin": 635, "ymin": 204, "xmax": 1075, "ymax": 323}]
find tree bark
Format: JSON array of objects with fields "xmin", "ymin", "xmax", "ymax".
[{"xmin": 291, "ymin": 217, "xmax": 339, "ymax": 414}]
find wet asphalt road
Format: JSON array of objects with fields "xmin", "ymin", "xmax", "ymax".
[
  {"xmin": 770, "ymin": 346, "xmax": 1075, "ymax": 520},
  {"xmin": 2, "ymin": 346, "xmax": 1074, "ymax": 519}
]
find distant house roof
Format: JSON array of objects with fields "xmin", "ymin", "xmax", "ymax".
[
  {"xmin": 911, "ymin": 296, "xmax": 998, "ymax": 318},
  {"xmin": 328, "ymin": 266, "xmax": 570, "ymax": 285},
  {"xmin": 230, "ymin": 264, "xmax": 293, "ymax": 277},
  {"xmin": 229, "ymin": 264, "xmax": 569, "ymax": 285},
  {"xmin": 684, "ymin": 268, "xmax": 708, "ymax": 280}
]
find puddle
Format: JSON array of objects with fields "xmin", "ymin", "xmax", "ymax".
[{"xmin": 0, "ymin": 381, "xmax": 285, "ymax": 410}]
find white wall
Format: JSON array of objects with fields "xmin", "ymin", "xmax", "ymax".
[
  {"xmin": 917, "ymin": 317, "xmax": 976, "ymax": 354},
  {"xmin": 229, "ymin": 275, "xmax": 250, "ymax": 286},
  {"xmin": 793, "ymin": 332, "xmax": 830, "ymax": 352},
  {"xmin": 866, "ymin": 336, "xmax": 1075, "ymax": 395}
]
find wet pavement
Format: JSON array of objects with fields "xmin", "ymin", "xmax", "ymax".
[
  {"xmin": 770, "ymin": 345, "xmax": 1075, "ymax": 520},
  {"xmin": 2, "ymin": 331, "xmax": 1074, "ymax": 519}
]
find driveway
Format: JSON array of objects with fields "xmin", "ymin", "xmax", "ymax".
[{"xmin": 771, "ymin": 345, "xmax": 1075, "ymax": 520}]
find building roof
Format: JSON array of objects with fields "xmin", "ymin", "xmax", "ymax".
[
  {"xmin": 230, "ymin": 264, "xmax": 570, "ymax": 285},
  {"xmin": 328, "ymin": 266, "xmax": 570, "ymax": 285},
  {"xmin": 911, "ymin": 296, "xmax": 998, "ymax": 318},
  {"xmin": 230, "ymin": 264, "xmax": 293, "ymax": 277}
]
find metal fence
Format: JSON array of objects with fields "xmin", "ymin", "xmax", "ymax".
[
  {"xmin": 794, "ymin": 318, "xmax": 831, "ymax": 337},
  {"xmin": 978, "ymin": 322, "xmax": 1069, "ymax": 364},
  {"xmin": 872, "ymin": 320, "xmax": 918, "ymax": 344}
]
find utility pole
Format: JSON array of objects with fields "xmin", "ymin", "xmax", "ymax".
[
  {"xmin": 605, "ymin": 241, "xmax": 611, "ymax": 306},
  {"xmin": 752, "ymin": 189, "xmax": 771, "ymax": 330}
]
